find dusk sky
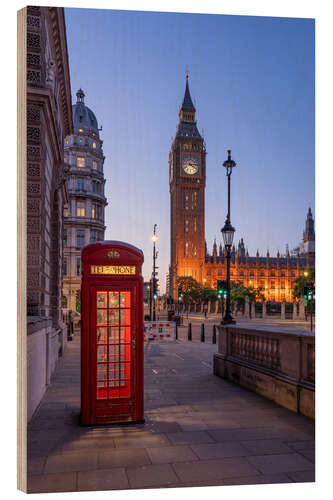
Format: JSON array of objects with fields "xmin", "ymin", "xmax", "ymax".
[{"xmin": 64, "ymin": 8, "xmax": 315, "ymax": 291}]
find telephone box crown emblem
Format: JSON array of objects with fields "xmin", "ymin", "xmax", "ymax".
[{"xmin": 107, "ymin": 250, "xmax": 120, "ymax": 259}]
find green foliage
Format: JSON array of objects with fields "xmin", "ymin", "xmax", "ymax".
[
  {"xmin": 200, "ymin": 287, "xmax": 218, "ymax": 303},
  {"xmin": 292, "ymin": 268, "xmax": 315, "ymax": 299},
  {"xmin": 230, "ymin": 281, "xmax": 264, "ymax": 306},
  {"xmin": 176, "ymin": 276, "xmax": 201, "ymax": 303}
]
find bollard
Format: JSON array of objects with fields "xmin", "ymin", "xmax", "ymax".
[
  {"xmin": 212, "ymin": 324, "xmax": 216, "ymax": 344},
  {"xmin": 188, "ymin": 322, "xmax": 192, "ymax": 341},
  {"xmin": 175, "ymin": 323, "xmax": 178, "ymax": 340},
  {"xmin": 201, "ymin": 323, "xmax": 205, "ymax": 342}
]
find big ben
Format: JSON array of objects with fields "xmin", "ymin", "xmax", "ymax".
[{"xmin": 169, "ymin": 75, "xmax": 206, "ymax": 298}]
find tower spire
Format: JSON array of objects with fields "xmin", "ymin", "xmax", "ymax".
[{"xmin": 181, "ymin": 73, "xmax": 195, "ymax": 112}]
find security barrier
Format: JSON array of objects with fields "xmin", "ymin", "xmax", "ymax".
[{"xmin": 144, "ymin": 321, "xmax": 176, "ymax": 340}]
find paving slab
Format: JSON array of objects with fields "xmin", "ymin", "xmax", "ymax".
[
  {"xmin": 27, "ymin": 472, "xmax": 77, "ymax": 493},
  {"xmin": 246, "ymin": 453, "xmax": 314, "ymax": 474},
  {"xmin": 98, "ymin": 448, "xmax": 151, "ymax": 468},
  {"xmin": 44, "ymin": 450, "xmax": 98, "ymax": 474},
  {"xmin": 191, "ymin": 441, "xmax": 250, "ymax": 459},
  {"xmin": 147, "ymin": 445, "xmax": 198, "ymax": 464},
  {"xmin": 126, "ymin": 463, "xmax": 180, "ymax": 489},
  {"xmin": 172, "ymin": 457, "xmax": 260, "ymax": 483},
  {"xmin": 77, "ymin": 467, "xmax": 129, "ymax": 491}
]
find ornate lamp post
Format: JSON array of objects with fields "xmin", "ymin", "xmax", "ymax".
[
  {"xmin": 221, "ymin": 150, "xmax": 236, "ymax": 324},
  {"xmin": 151, "ymin": 224, "xmax": 158, "ymax": 321}
]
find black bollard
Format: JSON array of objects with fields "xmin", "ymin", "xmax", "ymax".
[
  {"xmin": 212, "ymin": 324, "xmax": 217, "ymax": 344},
  {"xmin": 201, "ymin": 323, "xmax": 205, "ymax": 342},
  {"xmin": 188, "ymin": 322, "xmax": 192, "ymax": 341},
  {"xmin": 175, "ymin": 323, "xmax": 178, "ymax": 340}
]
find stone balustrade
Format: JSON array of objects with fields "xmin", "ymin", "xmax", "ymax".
[{"xmin": 214, "ymin": 325, "xmax": 315, "ymax": 419}]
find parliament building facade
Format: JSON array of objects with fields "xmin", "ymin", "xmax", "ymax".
[{"xmin": 169, "ymin": 78, "xmax": 315, "ymax": 302}]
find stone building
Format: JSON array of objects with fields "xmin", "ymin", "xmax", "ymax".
[
  {"xmin": 62, "ymin": 89, "xmax": 108, "ymax": 312},
  {"xmin": 26, "ymin": 6, "xmax": 73, "ymax": 420},
  {"xmin": 169, "ymin": 77, "xmax": 315, "ymax": 302}
]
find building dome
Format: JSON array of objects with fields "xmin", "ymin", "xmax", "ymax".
[{"xmin": 72, "ymin": 89, "xmax": 99, "ymax": 137}]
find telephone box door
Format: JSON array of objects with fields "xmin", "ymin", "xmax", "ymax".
[{"xmin": 92, "ymin": 285, "xmax": 137, "ymax": 423}]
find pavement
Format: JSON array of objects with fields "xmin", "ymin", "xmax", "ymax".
[{"xmin": 27, "ymin": 319, "xmax": 315, "ymax": 493}]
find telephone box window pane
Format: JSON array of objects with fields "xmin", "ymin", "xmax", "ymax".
[
  {"xmin": 119, "ymin": 344, "xmax": 131, "ymax": 362},
  {"xmin": 109, "ymin": 310, "xmax": 120, "ymax": 325},
  {"xmin": 120, "ymin": 309, "xmax": 131, "ymax": 326},
  {"xmin": 97, "ymin": 327, "xmax": 107, "ymax": 344},
  {"xmin": 108, "ymin": 345, "xmax": 119, "ymax": 362},
  {"xmin": 108, "ymin": 327, "xmax": 119, "ymax": 344},
  {"xmin": 97, "ymin": 310, "xmax": 107, "ymax": 325},
  {"xmin": 119, "ymin": 326, "xmax": 131, "ymax": 342},
  {"xmin": 97, "ymin": 292, "xmax": 107, "ymax": 308},
  {"xmin": 109, "ymin": 292, "xmax": 119, "ymax": 308},
  {"xmin": 97, "ymin": 345, "xmax": 107, "ymax": 363},
  {"xmin": 120, "ymin": 292, "xmax": 131, "ymax": 308}
]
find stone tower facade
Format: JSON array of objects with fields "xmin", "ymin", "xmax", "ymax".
[
  {"xmin": 169, "ymin": 76, "xmax": 206, "ymax": 298},
  {"xmin": 62, "ymin": 89, "xmax": 108, "ymax": 312}
]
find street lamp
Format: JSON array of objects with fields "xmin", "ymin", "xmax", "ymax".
[
  {"xmin": 151, "ymin": 224, "xmax": 158, "ymax": 321},
  {"xmin": 221, "ymin": 150, "xmax": 237, "ymax": 325}
]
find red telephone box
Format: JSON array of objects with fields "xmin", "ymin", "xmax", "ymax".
[{"xmin": 81, "ymin": 241, "xmax": 144, "ymax": 425}]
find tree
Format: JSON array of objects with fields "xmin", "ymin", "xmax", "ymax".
[
  {"xmin": 200, "ymin": 287, "xmax": 217, "ymax": 303},
  {"xmin": 230, "ymin": 281, "xmax": 264, "ymax": 309},
  {"xmin": 292, "ymin": 268, "xmax": 315, "ymax": 299},
  {"xmin": 176, "ymin": 276, "xmax": 202, "ymax": 303}
]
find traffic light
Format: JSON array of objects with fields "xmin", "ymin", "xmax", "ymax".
[
  {"xmin": 303, "ymin": 286, "xmax": 309, "ymax": 298},
  {"xmin": 154, "ymin": 278, "xmax": 159, "ymax": 299},
  {"xmin": 217, "ymin": 280, "xmax": 227, "ymax": 299},
  {"xmin": 178, "ymin": 286, "xmax": 183, "ymax": 301}
]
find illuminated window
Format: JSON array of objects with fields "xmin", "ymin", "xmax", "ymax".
[
  {"xmin": 194, "ymin": 246, "xmax": 197, "ymax": 256},
  {"xmin": 76, "ymin": 230, "xmax": 85, "ymax": 247},
  {"xmin": 63, "ymin": 206, "xmax": 68, "ymax": 217},
  {"xmin": 92, "ymin": 160, "xmax": 98, "ymax": 170},
  {"xmin": 76, "ymin": 201, "xmax": 85, "ymax": 217},
  {"xmin": 92, "ymin": 142, "xmax": 97, "ymax": 149},
  {"xmin": 79, "ymin": 128, "xmax": 83, "ymax": 132},
  {"xmin": 65, "ymin": 139, "xmax": 69, "ymax": 145},
  {"xmin": 185, "ymin": 193, "xmax": 189, "ymax": 211},
  {"xmin": 185, "ymin": 220, "xmax": 189, "ymax": 233},
  {"xmin": 194, "ymin": 218, "xmax": 197, "ymax": 232},
  {"xmin": 192, "ymin": 191, "xmax": 197, "ymax": 209},
  {"xmin": 185, "ymin": 242, "xmax": 189, "ymax": 257},
  {"xmin": 77, "ymin": 157, "xmax": 85, "ymax": 169},
  {"xmin": 92, "ymin": 204, "xmax": 96, "ymax": 219}
]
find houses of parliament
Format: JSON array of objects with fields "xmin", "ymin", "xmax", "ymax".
[{"xmin": 169, "ymin": 76, "xmax": 315, "ymax": 302}]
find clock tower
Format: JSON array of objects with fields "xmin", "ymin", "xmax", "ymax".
[{"xmin": 169, "ymin": 76, "xmax": 206, "ymax": 298}]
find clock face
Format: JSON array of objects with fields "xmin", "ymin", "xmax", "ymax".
[{"xmin": 183, "ymin": 157, "xmax": 199, "ymax": 175}]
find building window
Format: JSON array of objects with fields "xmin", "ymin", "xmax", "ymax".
[
  {"xmin": 77, "ymin": 201, "xmax": 85, "ymax": 217},
  {"xmin": 92, "ymin": 160, "xmax": 98, "ymax": 170},
  {"xmin": 62, "ymin": 295, "xmax": 68, "ymax": 308},
  {"xmin": 63, "ymin": 206, "xmax": 68, "ymax": 217},
  {"xmin": 192, "ymin": 191, "xmax": 197, "ymax": 209},
  {"xmin": 92, "ymin": 181, "xmax": 96, "ymax": 193},
  {"xmin": 194, "ymin": 218, "xmax": 197, "ymax": 232},
  {"xmin": 92, "ymin": 142, "xmax": 97, "ymax": 149},
  {"xmin": 65, "ymin": 139, "xmax": 69, "ymax": 145},
  {"xmin": 76, "ymin": 258, "xmax": 81, "ymax": 276},
  {"xmin": 78, "ymin": 128, "xmax": 83, "ymax": 132},
  {"xmin": 91, "ymin": 231, "xmax": 96, "ymax": 243},
  {"xmin": 76, "ymin": 230, "xmax": 85, "ymax": 247},
  {"xmin": 185, "ymin": 242, "xmax": 189, "ymax": 257},
  {"xmin": 77, "ymin": 157, "xmax": 85, "ymax": 169},
  {"xmin": 63, "ymin": 229, "xmax": 67, "ymax": 246},
  {"xmin": 77, "ymin": 178, "xmax": 84, "ymax": 191},
  {"xmin": 63, "ymin": 259, "xmax": 67, "ymax": 276},
  {"xmin": 92, "ymin": 204, "xmax": 96, "ymax": 219},
  {"xmin": 185, "ymin": 219, "xmax": 189, "ymax": 233}
]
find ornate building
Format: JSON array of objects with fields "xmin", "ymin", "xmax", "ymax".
[
  {"xmin": 62, "ymin": 89, "xmax": 108, "ymax": 312},
  {"xmin": 169, "ymin": 77, "xmax": 315, "ymax": 302},
  {"xmin": 25, "ymin": 6, "xmax": 73, "ymax": 420}
]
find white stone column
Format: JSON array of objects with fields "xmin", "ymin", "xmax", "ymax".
[
  {"xmin": 244, "ymin": 296, "xmax": 250, "ymax": 319},
  {"xmin": 281, "ymin": 300, "xmax": 286, "ymax": 320},
  {"xmin": 262, "ymin": 300, "xmax": 267, "ymax": 319},
  {"xmin": 292, "ymin": 300, "xmax": 298, "ymax": 320},
  {"xmin": 299, "ymin": 298, "xmax": 305, "ymax": 320}
]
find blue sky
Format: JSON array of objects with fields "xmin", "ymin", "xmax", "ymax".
[{"xmin": 64, "ymin": 8, "xmax": 314, "ymax": 290}]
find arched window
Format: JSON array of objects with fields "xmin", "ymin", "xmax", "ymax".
[{"xmin": 185, "ymin": 242, "xmax": 189, "ymax": 257}]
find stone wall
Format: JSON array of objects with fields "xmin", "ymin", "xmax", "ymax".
[{"xmin": 214, "ymin": 325, "xmax": 315, "ymax": 419}]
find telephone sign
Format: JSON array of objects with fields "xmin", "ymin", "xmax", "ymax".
[{"xmin": 81, "ymin": 241, "xmax": 144, "ymax": 425}]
